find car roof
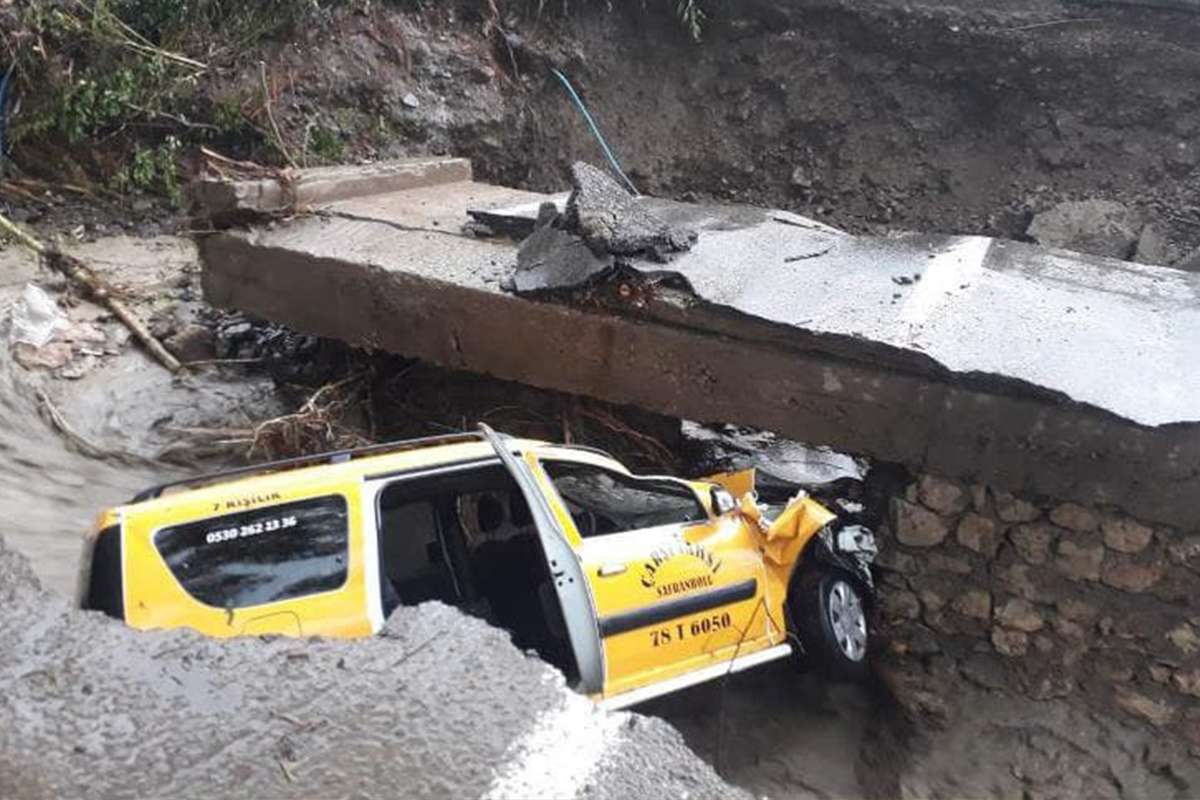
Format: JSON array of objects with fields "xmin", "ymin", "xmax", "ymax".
[{"xmin": 124, "ymin": 432, "xmax": 565, "ymax": 513}]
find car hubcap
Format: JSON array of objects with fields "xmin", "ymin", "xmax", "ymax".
[{"xmin": 828, "ymin": 580, "xmax": 867, "ymax": 662}]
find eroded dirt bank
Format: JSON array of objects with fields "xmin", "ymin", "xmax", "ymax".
[{"xmin": 187, "ymin": 0, "xmax": 1200, "ymax": 262}]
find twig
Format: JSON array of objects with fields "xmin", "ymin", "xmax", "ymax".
[
  {"xmin": 260, "ymin": 61, "xmax": 298, "ymax": 169},
  {"xmin": 392, "ymin": 632, "xmax": 445, "ymax": 667},
  {"xmin": 0, "ymin": 211, "xmax": 182, "ymax": 372},
  {"xmin": 183, "ymin": 357, "xmax": 265, "ymax": 367},
  {"xmin": 784, "ymin": 245, "xmax": 834, "ymax": 263},
  {"xmin": 37, "ymin": 389, "xmax": 152, "ymax": 465},
  {"xmin": 124, "ymin": 103, "xmax": 220, "ymax": 132},
  {"xmin": 1007, "ymin": 17, "xmax": 1102, "ymax": 31},
  {"xmin": 577, "ymin": 405, "xmax": 675, "ymax": 468}
]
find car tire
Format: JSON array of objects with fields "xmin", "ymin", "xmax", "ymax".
[{"xmin": 788, "ymin": 565, "xmax": 871, "ymax": 682}]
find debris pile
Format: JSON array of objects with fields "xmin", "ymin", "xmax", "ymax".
[{"xmin": 511, "ymin": 162, "xmax": 698, "ymax": 293}]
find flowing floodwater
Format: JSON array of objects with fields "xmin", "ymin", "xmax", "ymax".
[{"xmin": 0, "ymin": 236, "xmax": 278, "ymax": 594}]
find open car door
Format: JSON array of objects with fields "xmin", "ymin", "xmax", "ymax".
[
  {"xmin": 530, "ymin": 450, "xmax": 778, "ymax": 707},
  {"xmin": 478, "ymin": 424, "xmax": 605, "ymax": 694}
]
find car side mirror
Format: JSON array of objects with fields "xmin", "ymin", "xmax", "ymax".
[{"xmin": 711, "ymin": 487, "xmax": 736, "ymax": 515}]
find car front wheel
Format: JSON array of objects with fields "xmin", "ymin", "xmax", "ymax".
[{"xmin": 789, "ymin": 566, "xmax": 871, "ymax": 681}]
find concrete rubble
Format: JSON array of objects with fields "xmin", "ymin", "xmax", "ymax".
[
  {"xmin": 0, "ymin": 535, "xmax": 744, "ymax": 800},
  {"xmin": 197, "ymin": 157, "xmax": 1200, "ymax": 529}
]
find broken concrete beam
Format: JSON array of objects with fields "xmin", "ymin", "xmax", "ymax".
[
  {"xmin": 199, "ymin": 177, "xmax": 1200, "ymax": 530},
  {"xmin": 190, "ymin": 156, "xmax": 472, "ymax": 219}
]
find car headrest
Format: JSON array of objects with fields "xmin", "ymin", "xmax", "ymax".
[
  {"xmin": 477, "ymin": 493, "xmax": 506, "ymax": 532},
  {"xmin": 509, "ymin": 491, "xmax": 533, "ymax": 526}
]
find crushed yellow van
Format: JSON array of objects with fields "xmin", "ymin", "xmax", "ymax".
[{"xmin": 79, "ymin": 424, "xmax": 877, "ymax": 708}]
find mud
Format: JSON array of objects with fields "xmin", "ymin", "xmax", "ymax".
[
  {"xmin": 0, "ymin": 236, "xmax": 279, "ymax": 593},
  {"xmin": 0, "ymin": 535, "xmax": 742, "ymax": 800}
]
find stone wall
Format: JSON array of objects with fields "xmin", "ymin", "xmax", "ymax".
[{"xmin": 875, "ymin": 473, "xmax": 1200, "ymax": 752}]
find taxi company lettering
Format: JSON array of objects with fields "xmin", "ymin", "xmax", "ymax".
[
  {"xmin": 640, "ymin": 542, "xmax": 723, "ymax": 598},
  {"xmin": 212, "ymin": 492, "xmax": 283, "ymax": 513}
]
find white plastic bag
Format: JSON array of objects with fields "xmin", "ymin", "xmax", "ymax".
[{"xmin": 9, "ymin": 283, "xmax": 68, "ymax": 348}]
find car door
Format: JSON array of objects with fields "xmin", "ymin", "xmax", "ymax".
[{"xmin": 531, "ymin": 450, "xmax": 773, "ymax": 700}]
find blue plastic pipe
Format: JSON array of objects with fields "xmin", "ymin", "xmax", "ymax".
[{"xmin": 550, "ymin": 67, "xmax": 639, "ymax": 196}]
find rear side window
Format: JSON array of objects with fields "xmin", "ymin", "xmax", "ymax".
[
  {"xmin": 542, "ymin": 461, "xmax": 706, "ymax": 538},
  {"xmin": 154, "ymin": 495, "xmax": 349, "ymax": 609}
]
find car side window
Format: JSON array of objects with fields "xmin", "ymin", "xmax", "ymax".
[
  {"xmin": 541, "ymin": 460, "xmax": 706, "ymax": 538},
  {"xmin": 154, "ymin": 495, "xmax": 349, "ymax": 609}
]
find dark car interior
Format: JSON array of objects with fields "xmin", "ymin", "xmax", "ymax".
[{"xmin": 376, "ymin": 463, "xmax": 576, "ymax": 679}]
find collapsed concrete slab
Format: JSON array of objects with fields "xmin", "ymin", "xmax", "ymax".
[
  {"xmin": 197, "ymin": 161, "xmax": 1200, "ymax": 528},
  {"xmin": 0, "ymin": 536, "xmax": 741, "ymax": 800}
]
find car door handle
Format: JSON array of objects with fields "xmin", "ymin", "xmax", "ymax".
[{"xmin": 597, "ymin": 563, "xmax": 627, "ymax": 577}]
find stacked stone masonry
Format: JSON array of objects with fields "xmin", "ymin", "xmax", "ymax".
[{"xmin": 878, "ymin": 474, "xmax": 1200, "ymax": 752}]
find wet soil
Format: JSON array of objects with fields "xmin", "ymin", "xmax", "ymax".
[{"xmin": 0, "ymin": 235, "xmax": 278, "ymax": 593}]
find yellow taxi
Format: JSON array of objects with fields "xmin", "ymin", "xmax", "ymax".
[{"xmin": 79, "ymin": 425, "xmax": 877, "ymax": 708}]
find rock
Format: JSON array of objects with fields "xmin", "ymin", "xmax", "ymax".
[
  {"xmin": 926, "ymin": 553, "xmax": 973, "ymax": 575},
  {"xmin": 12, "ymin": 342, "xmax": 73, "ymax": 370},
  {"xmin": 1101, "ymin": 558, "xmax": 1164, "ymax": 592},
  {"xmin": 789, "ymin": 166, "xmax": 812, "ymax": 189},
  {"xmin": 1030, "ymin": 672, "xmax": 1074, "ymax": 700},
  {"xmin": 957, "ymin": 513, "xmax": 999, "ymax": 557},
  {"xmin": 918, "ymin": 589, "xmax": 946, "ymax": 613},
  {"xmin": 1167, "ymin": 623, "xmax": 1200, "ymax": 655},
  {"xmin": 1053, "ymin": 617, "xmax": 1086, "ymax": 640},
  {"xmin": 892, "ymin": 499, "xmax": 950, "ymax": 547},
  {"xmin": 952, "ymin": 590, "xmax": 992, "ymax": 620},
  {"xmin": 1165, "ymin": 140, "xmax": 1200, "ymax": 175},
  {"xmin": 908, "ymin": 627, "xmax": 941, "ymax": 656},
  {"xmin": 1133, "ymin": 223, "xmax": 1169, "ymax": 265},
  {"xmin": 1150, "ymin": 664, "xmax": 1174, "ymax": 684},
  {"xmin": 960, "ymin": 652, "xmax": 1008, "ymax": 690},
  {"xmin": 917, "ymin": 475, "xmax": 969, "ymax": 515},
  {"xmin": 469, "ymin": 65, "xmax": 495, "ymax": 84},
  {"xmin": 58, "ymin": 321, "xmax": 106, "ymax": 345},
  {"xmin": 875, "ymin": 547, "xmax": 918, "ymax": 575},
  {"xmin": 995, "ymin": 598, "xmax": 1044, "ymax": 632},
  {"xmin": 1116, "ymin": 690, "xmax": 1177, "ymax": 727},
  {"xmin": 1011, "ymin": 523, "xmax": 1057, "ymax": 565},
  {"xmin": 992, "ymin": 628, "xmax": 1029, "ymax": 657},
  {"xmin": 58, "ymin": 354, "xmax": 98, "ymax": 380},
  {"xmin": 1055, "ymin": 598, "xmax": 1098, "ymax": 622},
  {"xmin": 164, "ymin": 324, "xmax": 217, "ymax": 363},
  {"xmin": 1097, "ymin": 655, "xmax": 1136, "ymax": 682},
  {"xmin": 1055, "ymin": 539, "xmax": 1104, "ymax": 582},
  {"xmin": 402, "ymin": 92, "xmax": 420, "ymax": 109},
  {"xmin": 998, "ymin": 564, "xmax": 1042, "ymax": 602},
  {"xmin": 882, "ymin": 590, "xmax": 921, "ymax": 622},
  {"xmin": 566, "ymin": 162, "xmax": 696, "ymax": 262},
  {"xmin": 513, "ymin": 218, "xmax": 612, "ymax": 293},
  {"xmin": 995, "ymin": 492, "xmax": 1041, "ymax": 523},
  {"xmin": 1101, "ymin": 516, "xmax": 1154, "ymax": 554},
  {"xmin": 1026, "ymin": 199, "xmax": 1141, "ymax": 259},
  {"xmin": 1176, "ymin": 246, "xmax": 1200, "ymax": 273},
  {"xmin": 969, "ymin": 484, "xmax": 988, "ymax": 513},
  {"xmin": 1173, "ymin": 669, "xmax": 1200, "ymax": 698},
  {"xmin": 1167, "ymin": 535, "xmax": 1200, "ymax": 565},
  {"xmin": 1048, "ymin": 503, "xmax": 1099, "ymax": 533}
]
